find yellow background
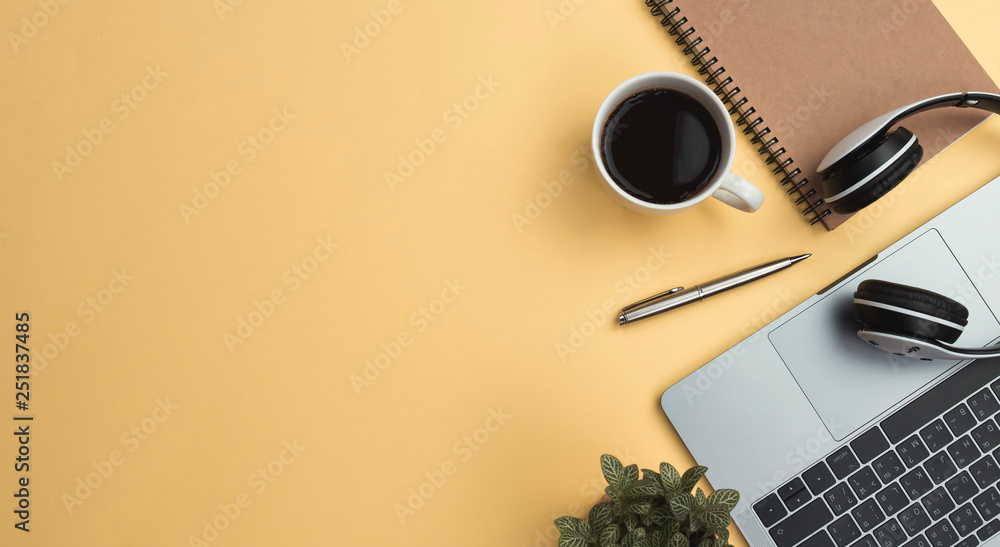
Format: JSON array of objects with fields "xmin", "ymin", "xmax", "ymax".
[{"xmin": 1, "ymin": 0, "xmax": 999, "ymax": 545}]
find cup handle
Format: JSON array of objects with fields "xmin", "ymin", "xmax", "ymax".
[{"xmin": 712, "ymin": 172, "xmax": 764, "ymax": 213}]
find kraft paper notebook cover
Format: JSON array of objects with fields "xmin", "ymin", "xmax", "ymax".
[{"xmin": 645, "ymin": 0, "xmax": 999, "ymax": 230}]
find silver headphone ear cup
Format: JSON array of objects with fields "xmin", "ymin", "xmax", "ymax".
[
  {"xmin": 821, "ymin": 128, "xmax": 922, "ymax": 214},
  {"xmin": 854, "ymin": 280, "xmax": 968, "ymax": 344}
]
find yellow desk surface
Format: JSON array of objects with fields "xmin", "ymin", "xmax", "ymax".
[{"xmin": 1, "ymin": 1, "xmax": 999, "ymax": 545}]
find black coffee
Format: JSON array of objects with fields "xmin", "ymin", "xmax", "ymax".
[{"xmin": 601, "ymin": 88, "xmax": 722, "ymax": 204}]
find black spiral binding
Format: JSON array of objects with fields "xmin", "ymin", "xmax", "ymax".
[{"xmin": 644, "ymin": 0, "xmax": 830, "ymax": 225}]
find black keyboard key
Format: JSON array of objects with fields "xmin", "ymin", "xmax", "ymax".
[
  {"xmin": 875, "ymin": 452, "xmax": 907, "ymax": 483},
  {"xmin": 955, "ymin": 537, "xmax": 978, "ymax": 547},
  {"xmin": 877, "ymin": 483, "xmax": 910, "ymax": 516},
  {"xmin": 786, "ymin": 487, "xmax": 812, "ymax": 511},
  {"xmin": 852, "ymin": 536, "xmax": 879, "ymax": 547},
  {"xmin": 979, "ymin": 519, "xmax": 1000, "ymax": 541},
  {"xmin": 972, "ymin": 419, "xmax": 1000, "ymax": 452},
  {"xmin": 945, "ymin": 404, "xmax": 978, "ymax": 437},
  {"xmin": 899, "ymin": 436, "xmax": 931, "ymax": 468},
  {"xmin": 970, "ymin": 455, "xmax": 1000, "ymax": 488},
  {"xmin": 902, "ymin": 468, "xmax": 934, "ymax": 499},
  {"xmin": 805, "ymin": 461, "xmax": 838, "ymax": 495},
  {"xmin": 854, "ymin": 499, "xmax": 888, "ymax": 533},
  {"xmin": 948, "ymin": 503, "xmax": 983, "ymax": 536},
  {"xmin": 925, "ymin": 452, "xmax": 959, "ymax": 484},
  {"xmin": 882, "ymin": 362, "xmax": 1000, "ymax": 444},
  {"xmin": 854, "ymin": 428, "xmax": 892, "ymax": 463},
  {"xmin": 779, "ymin": 477, "xmax": 806, "ymax": 500},
  {"xmin": 975, "ymin": 487, "xmax": 1000, "ymax": 519},
  {"xmin": 753, "ymin": 493, "xmax": 787, "ymax": 527},
  {"xmin": 901, "ymin": 536, "xmax": 931, "ymax": 547},
  {"xmin": 803, "ymin": 531, "xmax": 836, "ymax": 547},
  {"xmin": 923, "ymin": 487, "xmax": 957, "ymax": 520},
  {"xmin": 948, "ymin": 436, "xmax": 981, "ymax": 468},
  {"xmin": 946, "ymin": 471, "xmax": 977, "ymax": 504},
  {"xmin": 873, "ymin": 519, "xmax": 908, "ymax": 547},
  {"xmin": 828, "ymin": 482, "xmax": 860, "ymax": 515},
  {"xmin": 898, "ymin": 503, "xmax": 931, "ymax": 535},
  {"xmin": 830, "ymin": 514, "xmax": 863, "ymax": 547},
  {"xmin": 926, "ymin": 520, "xmax": 960, "ymax": 547},
  {"xmin": 852, "ymin": 467, "xmax": 884, "ymax": 500},
  {"xmin": 921, "ymin": 420, "xmax": 955, "ymax": 453},
  {"xmin": 969, "ymin": 388, "xmax": 1000, "ymax": 421},
  {"xmin": 769, "ymin": 499, "xmax": 833, "ymax": 547},
  {"xmin": 831, "ymin": 447, "xmax": 863, "ymax": 479}
]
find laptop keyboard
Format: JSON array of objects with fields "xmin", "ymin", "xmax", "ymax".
[{"xmin": 753, "ymin": 360, "xmax": 1000, "ymax": 547}]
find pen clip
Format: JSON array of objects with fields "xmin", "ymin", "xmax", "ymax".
[{"xmin": 621, "ymin": 286, "xmax": 684, "ymax": 313}]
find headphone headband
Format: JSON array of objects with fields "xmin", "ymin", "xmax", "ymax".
[{"xmin": 818, "ymin": 92, "xmax": 1000, "ymax": 174}]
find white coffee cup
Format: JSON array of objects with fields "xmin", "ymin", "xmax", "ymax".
[{"xmin": 592, "ymin": 71, "xmax": 764, "ymax": 215}]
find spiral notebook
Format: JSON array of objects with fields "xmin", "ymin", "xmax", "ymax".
[{"xmin": 644, "ymin": 0, "xmax": 999, "ymax": 230}]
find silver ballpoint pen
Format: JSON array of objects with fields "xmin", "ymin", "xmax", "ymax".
[{"xmin": 618, "ymin": 254, "xmax": 811, "ymax": 326}]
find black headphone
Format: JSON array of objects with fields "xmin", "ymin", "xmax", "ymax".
[
  {"xmin": 852, "ymin": 279, "xmax": 1000, "ymax": 360},
  {"xmin": 818, "ymin": 92, "xmax": 1000, "ymax": 214}
]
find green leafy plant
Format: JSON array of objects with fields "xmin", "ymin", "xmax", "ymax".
[{"xmin": 555, "ymin": 455, "xmax": 740, "ymax": 547}]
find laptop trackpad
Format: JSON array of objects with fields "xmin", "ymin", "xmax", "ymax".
[{"xmin": 769, "ymin": 229, "xmax": 1000, "ymax": 441}]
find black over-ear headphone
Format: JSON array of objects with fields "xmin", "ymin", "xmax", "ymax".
[
  {"xmin": 818, "ymin": 92, "xmax": 1000, "ymax": 214},
  {"xmin": 852, "ymin": 279, "xmax": 1000, "ymax": 360}
]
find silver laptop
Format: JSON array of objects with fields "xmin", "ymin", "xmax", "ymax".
[{"xmin": 662, "ymin": 175, "xmax": 1000, "ymax": 546}]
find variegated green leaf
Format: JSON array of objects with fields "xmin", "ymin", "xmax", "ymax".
[
  {"xmin": 556, "ymin": 516, "xmax": 588, "ymax": 536},
  {"xmin": 701, "ymin": 509, "xmax": 729, "ymax": 531},
  {"xmin": 694, "ymin": 488, "xmax": 707, "ymax": 512},
  {"xmin": 669, "ymin": 494, "xmax": 691, "ymax": 520},
  {"xmin": 559, "ymin": 536, "xmax": 590, "ymax": 547},
  {"xmin": 664, "ymin": 521, "xmax": 680, "ymax": 536},
  {"xmin": 628, "ymin": 478, "xmax": 662, "ymax": 497},
  {"xmin": 660, "ymin": 463, "xmax": 681, "ymax": 492},
  {"xmin": 600, "ymin": 524, "xmax": 621, "ymax": 547},
  {"xmin": 642, "ymin": 468, "xmax": 660, "ymax": 482},
  {"xmin": 622, "ymin": 464, "xmax": 639, "ymax": 489},
  {"xmin": 718, "ymin": 528, "xmax": 730, "ymax": 542},
  {"xmin": 649, "ymin": 530, "xmax": 666, "ymax": 547},
  {"xmin": 590, "ymin": 502, "xmax": 615, "ymax": 530},
  {"xmin": 696, "ymin": 538, "xmax": 711, "ymax": 547},
  {"xmin": 629, "ymin": 501, "xmax": 651, "ymax": 515},
  {"xmin": 713, "ymin": 537, "xmax": 727, "ymax": 547},
  {"xmin": 667, "ymin": 531, "xmax": 688, "ymax": 547},
  {"xmin": 681, "ymin": 466, "xmax": 708, "ymax": 492},
  {"xmin": 602, "ymin": 455, "xmax": 625, "ymax": 488},
  {"xmin": 648, "ymin": 506, "xmax": 671, "ymax": 526},
  {"xmin": 707, "ymin": 489, "xmax": 740, "ymax": 513}
]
